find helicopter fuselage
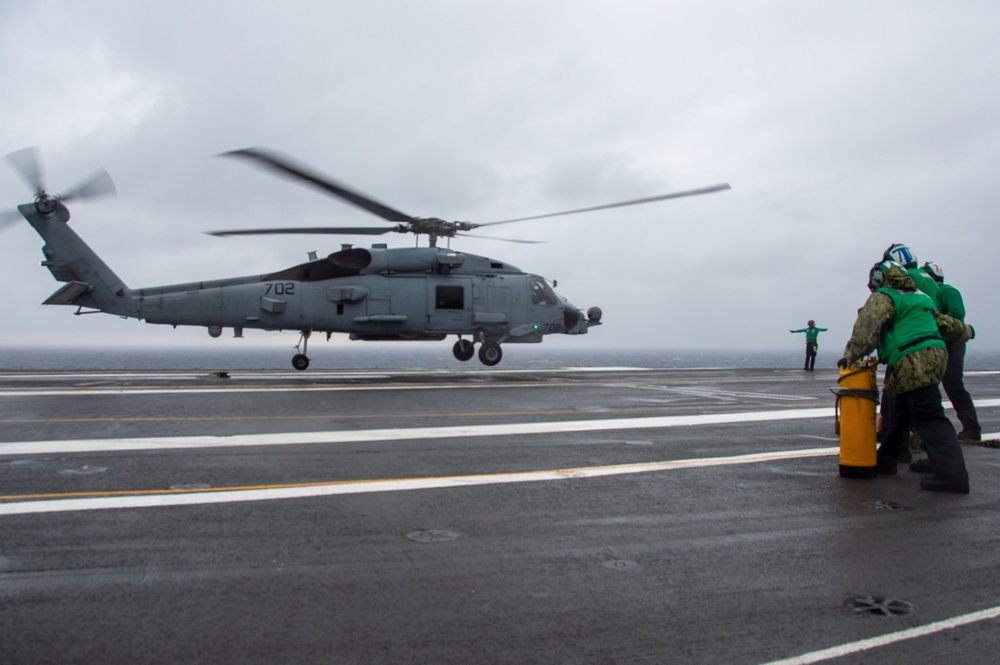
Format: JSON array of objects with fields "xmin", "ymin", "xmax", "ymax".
[
  {"xmin": 21, "ymin": 201, "xmax": 601, "ymax": 369},
  {"xmin": 134, "ymin": 246, "xmax": 592, "ymax": 341}
]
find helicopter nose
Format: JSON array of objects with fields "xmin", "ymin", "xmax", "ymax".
[
  {"xmin": 563, "ymin": 307, "xmax": 581, "ymax": 331},
  {"xmin": 564, "ymin": 306, "xmax": 602, "ymax": 334}
]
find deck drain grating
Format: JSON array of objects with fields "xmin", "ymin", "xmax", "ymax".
[{"xmin": 847, "ymin": 595, "xmax": 917, "ymax": 616}]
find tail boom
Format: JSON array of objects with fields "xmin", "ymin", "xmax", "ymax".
[{"xmin": 20, "ymin": 201, "xmax": 133, "ymax": 316}]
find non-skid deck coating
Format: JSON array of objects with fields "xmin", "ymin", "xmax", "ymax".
[{"xmin": 1, "ymin": 365, "xmax": 999, "ymax": 664}]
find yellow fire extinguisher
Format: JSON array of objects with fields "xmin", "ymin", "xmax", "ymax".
[{"xmin": 832, "ymin": 359, "xmax": 880, "ymax": 478}]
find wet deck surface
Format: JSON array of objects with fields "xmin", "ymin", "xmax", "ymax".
[{"xmin": 2, "ymin": 366, "xmax": 999, "ymax": 664}]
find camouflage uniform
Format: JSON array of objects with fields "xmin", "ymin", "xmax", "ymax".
[
  {"xmin": 842, "ymin": 266, "xmax": 967, "ymax": 396},
  {"xmin": 842, "ymin": 265, "xmax": 971, "ymax": 490}
]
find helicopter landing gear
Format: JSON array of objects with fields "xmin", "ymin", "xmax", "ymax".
[
  {"xmin": 453, "ymin": 338, "xmax": 475, "ymax": 361},
  {"xmin": 478, "ymin": 342, "xmax": 503, "ymax": 366},
  {"xmin": 292, "ymin": 330, "xmax": 311, "ymax": 371},
  {"xmin": 455, "ymin": 335, "xmax": 502, "ymax": 365}
]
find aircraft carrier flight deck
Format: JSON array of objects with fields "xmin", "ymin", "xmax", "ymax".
[{"xmin": 2, "ymin": 364, "xmax": 999, "ymax": 664}]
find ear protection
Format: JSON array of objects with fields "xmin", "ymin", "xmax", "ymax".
[{"xmin": 868, "ymin": 260, "xmax": 900, "ymax": 291}]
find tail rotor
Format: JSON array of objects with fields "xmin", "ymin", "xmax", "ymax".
[{"xmin": 2, "ymin": 147, "xmax": 117, "ymax": 228}]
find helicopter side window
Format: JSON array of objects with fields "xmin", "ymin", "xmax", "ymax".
[
  {"xmin": 435, "ymin": 285, "xmax": 464, "ymax": 310},
  {"xmin": 530, "ymin": 279, "xmax": 558, "ymax": 306}
]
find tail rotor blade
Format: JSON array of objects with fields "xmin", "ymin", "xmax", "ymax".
[
  {"xmin": 4, "ymin": 146, "xmax": 45, "ymax": 194},
  {"xmin": 59, "ymin": 168, "xmax": 117, "ymax": 203},
  {"xmin": 0, "ymin": 209, "xmax": 23, "ymax": 232}
]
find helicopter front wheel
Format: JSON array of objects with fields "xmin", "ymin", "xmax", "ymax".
[
  {"xmin": 292, "ymin": 354, "xmax": 310, "ymax": 371},
  {"xmin": 478, "ymin": 342, "xmax": 503, "ymax": 366},
  {"xmin": 453, "ymin": 338, "xmax": 475, "ymax": 361}
]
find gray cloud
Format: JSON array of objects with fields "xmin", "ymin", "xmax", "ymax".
[{"xmin": 2, "ymin": 0, "xmax": 998, "ymax": 357}]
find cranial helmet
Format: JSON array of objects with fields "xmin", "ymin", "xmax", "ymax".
[
  {"xmin": 883, "ymin": 243, "xmax": 917, "ymax": 268},
  {"xmin": 808, "ymin": 320, "xmax": 815, "ymax": 327},
  {"xmin": 868, "ymin": 260, "xmax": 901, "ymax": 291},
  {"xmin": 923, "ymin": 261, "xmax": 944, "ymax": 282}
]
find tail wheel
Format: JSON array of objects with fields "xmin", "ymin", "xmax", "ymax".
[{"xmin": 478, "ymin": 342, "xmax": 502, "ymax": 366}]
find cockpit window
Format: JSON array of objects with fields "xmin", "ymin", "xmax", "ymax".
[{"xmin": 530, "ymin": 278, "xmax": 558, "ymax": 306}]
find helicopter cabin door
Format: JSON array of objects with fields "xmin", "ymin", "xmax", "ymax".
[{"xmin": 427, "ymin": 278, "xmax": 472, "ymax": 331}]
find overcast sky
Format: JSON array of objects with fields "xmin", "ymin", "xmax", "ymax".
[{"xmin": 2, "ymin": 0, "xmax": 998, "ymax": 359}]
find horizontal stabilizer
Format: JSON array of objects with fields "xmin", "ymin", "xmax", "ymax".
[{"xmin": 43, "ymin": 280, "xmax": 93, "ymax": 305}]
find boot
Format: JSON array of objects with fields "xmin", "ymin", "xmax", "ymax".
[{"xmin": 920, "ymin": 475, "xmax": 970, "ymax": 494}]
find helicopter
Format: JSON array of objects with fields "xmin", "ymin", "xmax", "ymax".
[{"xmin": 2, "ymin": 147, "xmax": 730, "ymax": 369}]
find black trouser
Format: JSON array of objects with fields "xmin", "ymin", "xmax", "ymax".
[
  {"xmin": 804, "ymin": 343, "xmax": 817, "ymax": 370},
  {"xmin": 943, "ymin": 339, "xmax": 980, "ymax": 435},
  {"xmin": 877, "ymin": 383, "xmax": 968, "ymax": 481}
]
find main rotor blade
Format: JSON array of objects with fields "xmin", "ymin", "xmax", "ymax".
[
  {"xmin": 208, "ymin": 226, "xmax": 394, "ymax": 238},
  {"xmin": 455, "ymin": 232, "xmax": 546, "ymax": 244},
  {"xmin": 479, "ymin": 183, "xmax": 732, "ymax": 226},
  {"xmin": 4, "ymin": 146, "xmax": 45, "ymax": 193},
  {"xmin": 59, "ymin": 168, "xmax": 117, "ymax": 202},
  {"xmin": 220, "ymin": 148, "xmax": 415, "ymax": 224}
]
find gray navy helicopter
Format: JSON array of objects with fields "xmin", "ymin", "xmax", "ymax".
[{"xmin": 2, "ymin": 147, "xmax": 729, "ymax": 369}]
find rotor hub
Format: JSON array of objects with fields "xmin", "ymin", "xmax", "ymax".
[{"xmin": 34, "ymin": 193, "xmax": 57, "ymax": 214}]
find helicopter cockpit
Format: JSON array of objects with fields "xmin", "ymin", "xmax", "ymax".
[{"xmin": 530, "ymin": 277, "xmax": 559, "ymax": 306}]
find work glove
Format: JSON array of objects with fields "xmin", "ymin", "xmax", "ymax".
[
  {"xmin": 961, "ymin": 324, "xmax": 975, "ymax": 342},
  {"xmin": 837, "ymin": 357, "xmax": 850, "ymax": 369}
]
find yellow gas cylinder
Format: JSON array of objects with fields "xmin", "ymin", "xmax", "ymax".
[{"xmin": 833, "ymin": 360, "xmax": 879, "ymax": 478}]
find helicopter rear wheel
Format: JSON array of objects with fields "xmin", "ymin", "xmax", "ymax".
[
  {"xmin": 292, "ymin": 354, "xmax": 310, "ymax": 371},
  {"xmin": 453, "ymin": 339, "xmax": 475, "ymax": 361},
  {"xmin": 478, "ymin": 342, "xmax": 503, "ymax": 366}
]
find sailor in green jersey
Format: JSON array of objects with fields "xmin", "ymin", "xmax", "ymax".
[
  {"xmin": 839, "ymin": 260, "xmax": 974, "ymax": 494},
  {"xmin": 789, "ymin": 320, "xmax": 827, "ymax": 371},
  {"xmin": 921, "ymin": 261, "xmax": 981, "ymax": 442},
  {"xmin": 876, "ymin": 244, "xmax": 940, "ymax": 453}
]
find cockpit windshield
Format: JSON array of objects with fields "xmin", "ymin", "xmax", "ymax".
[{"xmin": 530, "ymin": 278, "xmax": 559, "ymax": 306}]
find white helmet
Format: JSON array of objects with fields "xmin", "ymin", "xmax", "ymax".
[
  {"xmin": 883, "ymin": 243, "xmax": 917, "ymax": 269},
  {"xmin": 923, "ymin": 261, "xmax": 944, "ymax": 282}
]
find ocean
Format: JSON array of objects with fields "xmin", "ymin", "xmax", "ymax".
[{"xmin": 2, "ymin": 344, "xmax": 999, "ymax": 372}]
